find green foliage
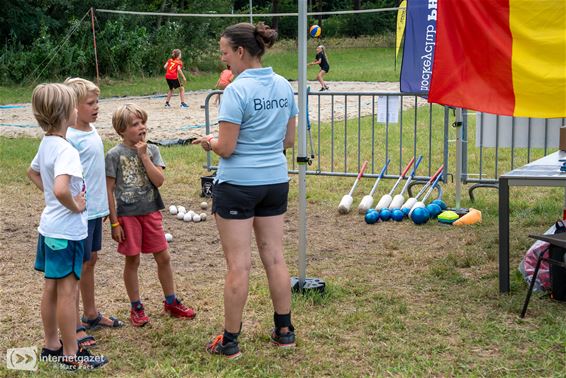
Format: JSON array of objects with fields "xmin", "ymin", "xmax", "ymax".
[{"xmin": 0, "ymin": 0, "xmax": 402, "ymax": 84}]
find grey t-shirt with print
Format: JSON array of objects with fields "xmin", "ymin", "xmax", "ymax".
[{"xmin": 105, "ymin": 143, "xmax": 165, "ymax": 216}]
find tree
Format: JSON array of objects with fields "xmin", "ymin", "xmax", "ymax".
[{"xmin": 271, "ymin": 0, "xmax": 279, "ymax": 31}]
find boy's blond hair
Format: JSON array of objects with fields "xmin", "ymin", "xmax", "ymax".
[
  {"xmin": 32, "ymin": 83, "xmax": 76, "ymax": 133},
  {"xmin": 171, "ymin": 49, "xmax": 181, "ymax": 59},
  {"xmin": 112, "ymin": 103, "xmax": 148, "ymax": 135},
  {"xmin": 64, "ymin": 77, "xmax": 100, "ymax": 103}
]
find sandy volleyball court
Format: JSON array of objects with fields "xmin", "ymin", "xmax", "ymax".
[{"xmin": 0, "ymin": 81, "xmax": 427, "ymax": 141}]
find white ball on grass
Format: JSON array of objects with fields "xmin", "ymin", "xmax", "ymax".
[
  {"xmin": 177, "ymin": 206, "xmax": 186, "ymax": 214},
  {"xmin": 183, "ymin": 213, "xmax": 193, "ymax": 222},
  {"xmin": 176, "ymin": 212, "xmax": 186, "ymax": 220},
  {"xmin": 192, "ymin": 214, "xmax": 201, "ymax": 222},
  {"xmin": 200, "ymin": 202, "xmax": 208, "ymax": 210},
  {"xmin": 169, "ymin": 205, "xmax": 178, "ymax": 215},
  {"xmin": 165, "ymin": 233, "xmax": 173, "ymax": 242},
  {"xmin": 199, "ymin": 213, "xmax": 207, "ymax": 221}
]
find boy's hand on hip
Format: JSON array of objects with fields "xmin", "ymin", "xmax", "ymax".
[{"xmin": 74, "ymin": 191, "xmax": 86, "ymax": 213}]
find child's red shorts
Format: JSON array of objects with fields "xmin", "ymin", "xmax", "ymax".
[{"xmin": 117, "ymin": 211, "xmax": 167, "ymax": 256}]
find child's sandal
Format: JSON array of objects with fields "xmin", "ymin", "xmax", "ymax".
[
  {"xmin": 76, "ymin": 326, "xmax": 96, "ymax": 348},
  {"xmin": 81, "ymin": 312, "xmax": 124, "ymax": 330}
]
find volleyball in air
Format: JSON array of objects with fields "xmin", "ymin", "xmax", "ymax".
[{"xmin": 309, "ymin": 25, "xmax": 321, "ymax": 38}]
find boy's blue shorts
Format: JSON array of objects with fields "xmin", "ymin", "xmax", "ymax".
[
  {"xmin": 35, "ymin": 234, "xmax": 84, "ymax": 280},
  {"xmin": 83, "ymin": 217, "xmax": 103, "ymax": 262}
]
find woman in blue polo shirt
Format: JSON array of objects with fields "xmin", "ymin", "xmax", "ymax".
[{"xmin": 193, "ymin": 22, "xmax": 298, "ymax": 359}]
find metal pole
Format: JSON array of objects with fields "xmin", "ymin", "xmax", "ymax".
[
  {"xmin": 297, "ymin": 0, "xmax": 308, "ymax": 289},
  {"xmin": 455, "ymin": 107, "xmax": 463, "ymax": 208},
  {"xmin": 249, "ymin": 0, "xmax": 253, "ymax": 23},
  {"xmin": 90, "ymin": 7, "xmax": 100, "ymax": 86}
]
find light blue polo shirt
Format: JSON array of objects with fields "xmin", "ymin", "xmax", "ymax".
[{"xmin": 217, "ymin": 67, "xmax": 298, "ymax": 186}]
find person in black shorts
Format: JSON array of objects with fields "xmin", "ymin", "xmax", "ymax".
[
  {"xmin": 163, "ymin": 49, "xmax": 188, "ymax": 108},
  {"xmin": 308, "ymin": 45, "xmax": 330, "ymax": 91},
  {"xmin": 193, "ymin": 21, "xmax": 298, "ymax": 359}
]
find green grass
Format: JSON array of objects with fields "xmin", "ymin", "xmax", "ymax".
[
  {"xmin": 2, "ymin": 133, "xmax": 566, "ymax": 376},
  {"xmin": 0, "ymin": 38, "xmax": 398, "ymax": 104},
  {"xmin": 2, "ymin": 36, "xmax": 566, "ymax": 375}
]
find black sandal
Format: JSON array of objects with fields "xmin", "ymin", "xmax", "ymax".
[
  {"xmin": 76, "ymin": 326, "xmax": 96, "ymax": 348},
  {"xmin": 81, "ymin": 312, "xmax": 124, "ymax": 330}
]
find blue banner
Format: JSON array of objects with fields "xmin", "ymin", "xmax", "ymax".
[{"xmin": 400, "ymin": 0, "xmax": 438, "ymax": 93}]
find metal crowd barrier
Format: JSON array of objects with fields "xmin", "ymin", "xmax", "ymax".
[
  {"xmin": 461, "ymin": 111, "xmax": 566, "ymax": 200},
  {"xmin": 203, "ymin": 89, "xmax": 566, "ymax": 203},
  {"xmin": 203, "ymin": 90, "xmax": 449, "ymax": 189}
]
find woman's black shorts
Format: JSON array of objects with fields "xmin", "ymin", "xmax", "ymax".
[{"xmin": 212, "ymin": 182, "xmax": 289, "ymax": 219}]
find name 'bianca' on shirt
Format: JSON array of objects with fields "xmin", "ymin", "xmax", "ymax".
[{"xmin": 253, "ymin": 97, "xmax": 289, "ymax": 111}]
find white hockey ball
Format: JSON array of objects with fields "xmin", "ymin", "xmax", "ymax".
[
  {"xmin": 177, "ymin": 206, "xmax": 186, "ymax": 213},
  {"xmin": 165, "ymin": 233, "xmax": 173, "ymax": 242},
  {"xmin": 199, "ymin": 213, "xmax": 207, "ymax": 221},
  {"xmin": 192, "ymin": 214, "xmax": 201, "ymax": 222},
  {"xmin": 200, "ymin": 202, "xmax": 208, "ymax": 210},
  {"xmin": 169, "ymin": 205, "xmax": 178, "ymax": 215},
  {"xmin": 183, "ymin": 213, "xmax": 193, "ymax": 222},
  {"xmin": 176, "ymin": 212, "xmax": 186, "ymax": 220}
]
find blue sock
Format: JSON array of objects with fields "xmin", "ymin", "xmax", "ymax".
[
  {"xmin": 165, "ymin": 294, "xmax": 176, "ymax": 305},
  {"xmin": 131, "ymin": 300, "xmax": 142, "ymax": 309}
]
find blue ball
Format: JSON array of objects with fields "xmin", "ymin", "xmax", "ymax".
[
  {"xmin": 426, "ymin": 203, "xmax": 442, "ymax": 219},
  {"xmin": 365, "ymin": 211, "xmax": 379, "ymax": 224},
  {"xmin": 391, "ymin": 209, "xmax": 404, "ymax": 222},
  {"xmin": 401, "ymin": 207, "xmax": 411, "ymax": 217},
  {"xmin": 411, "ymin": 207, "xmax": 430, "ymax": 225},
  {"xmin": 431, "ymin": 199, "xmax": 447, "ymax": 210},
  {"xmin": 366, "ymin": 208, "xmax": 378, "ymax": 215},
  {"xmin": 380, "ymin": 209, "xmax": 392, "ymax": 221}
]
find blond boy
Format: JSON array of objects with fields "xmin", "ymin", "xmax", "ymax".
[
  {"xmin": 105, "ymin": 104, "xmax": 196, "ymax": 326},
  {"xmin": 64, "ymin": 78, "xmax": 123, "ymax": 349},
  {"xmin": 28, "ymin": 83, "xmax": 107, "ymax": 369}
]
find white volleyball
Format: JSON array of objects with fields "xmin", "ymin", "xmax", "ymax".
[{"xmin": 169, "ymin": 205, "xmax": 178, "ymax": 215}]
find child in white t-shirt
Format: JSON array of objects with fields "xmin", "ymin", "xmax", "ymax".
[
  {"xmin": 27, "ymin": 83, "xmax": 107, "ymax": 370},
  {"xmin": 65, "ymin": 78, "xmax": 123, "ymax": 350}
]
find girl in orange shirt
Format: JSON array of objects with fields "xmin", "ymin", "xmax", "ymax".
[{"xmin": 164, "ymin": 49, "xmax": 188, "ymax": 108}]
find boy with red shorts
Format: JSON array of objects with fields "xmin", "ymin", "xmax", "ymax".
[{"xmin": 105, "ymin": 103, "xmax": 196, "ymax": 326}]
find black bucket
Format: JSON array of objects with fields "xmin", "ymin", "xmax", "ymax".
[{"xmin": 200, "ymin": 174, "xmax": 215, "ymax": 198}]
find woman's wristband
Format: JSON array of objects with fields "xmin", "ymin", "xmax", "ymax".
[{"xmin": 111, "ymin": 222, "xmax": 120, "ymax": 228}]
